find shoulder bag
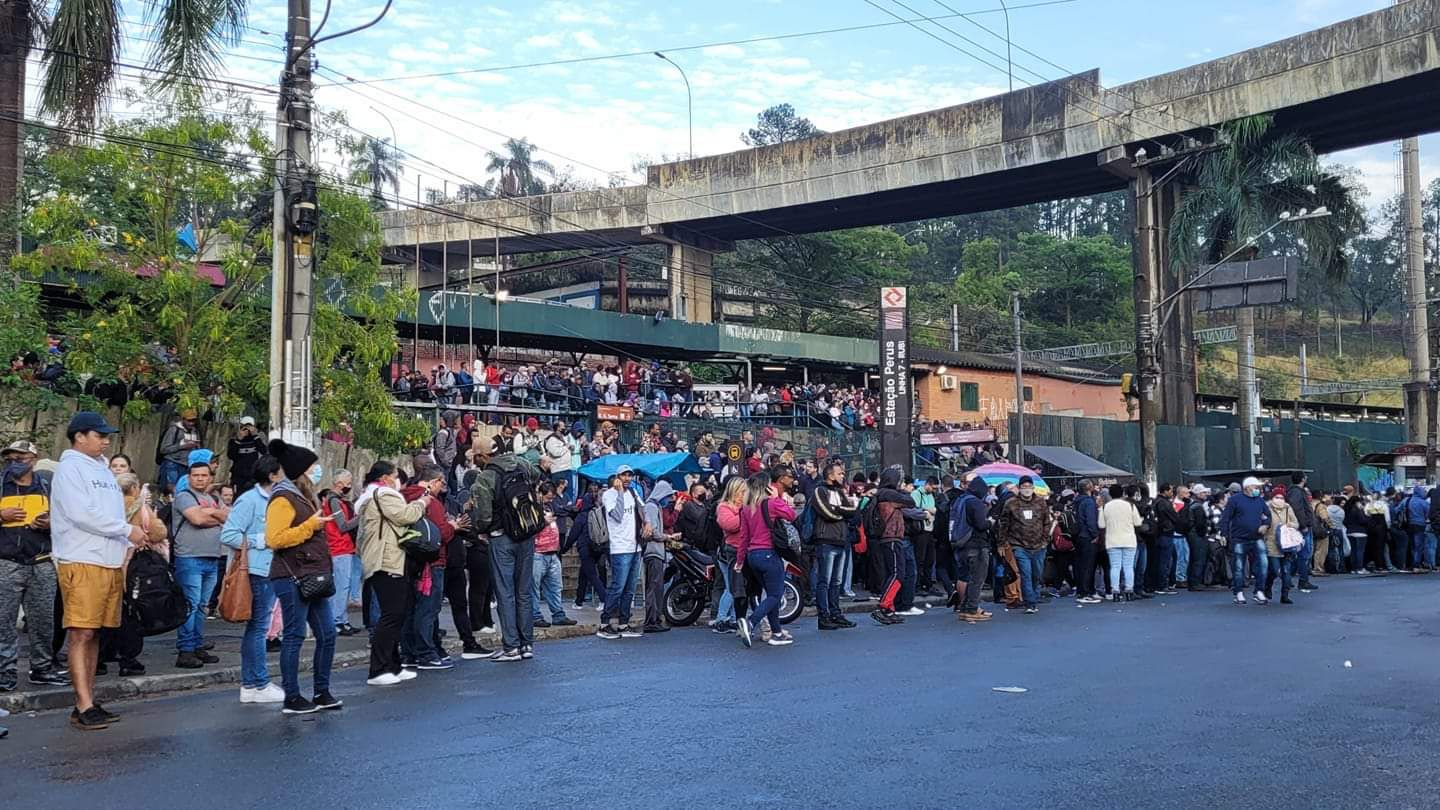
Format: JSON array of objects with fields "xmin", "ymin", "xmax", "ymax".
[{"xmin": 217, "ymin": 537, "xmax": 253, "ymax": 622}]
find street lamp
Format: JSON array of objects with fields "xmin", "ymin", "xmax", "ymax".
[{"xmin": 654, "ymin": 51, "xmax": 693, "ymax": 159}]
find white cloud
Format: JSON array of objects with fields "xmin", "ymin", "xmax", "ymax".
[
  {"xmin": 522, "ymin": 33, "xmax": 564, "ymax": 49},
  {"xmin": 701, "ymin": 44, "xmax": 746, "ymax": 59},
  {"xmin": 572, "ymin": 31, "xmax": 602, "ymax": 51}
]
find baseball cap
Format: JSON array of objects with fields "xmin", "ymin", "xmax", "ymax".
[
  {"xmin": 1242, "ymin": 476, "xmax": 1262, "ymax": 489},
  {"xmin": 1227, "ymin": 482, "xmax": 1242, "ymax": 494},
  {"xmin": 2, "ymin": 440, "xmax": 39, "ymax": 457},
  {"xmin": 616, "ymin": 464, "xmax": 634, "ymax": 475},
  {"xmin": 239, "ymin": 416, "xmax": 256, "ymax": 427},
  {"xmin": 67, "ymin": 411, "xmax": 118, "ymax": 435}
]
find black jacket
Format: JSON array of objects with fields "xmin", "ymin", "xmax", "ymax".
[
  {"xmin": 811, "ymin": 482, "xmax": 857, "ymax": 546},
  {"xmin": 1152, "ymin": 496, "xmax": 1180, "ymax": 535},
  {"xmin": 676, "ymin": 498, "xmax": 709, "ymax": 547},
  {"xmin": 1285, "ymin": 485, "xmax": 1314, "ymax": 532}
]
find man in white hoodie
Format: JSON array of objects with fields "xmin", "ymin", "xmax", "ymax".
[{"xmin": 51, "ymin": 412, "xmax": 149, "ymax": 731}]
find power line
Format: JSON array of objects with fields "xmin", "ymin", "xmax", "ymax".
[{"xmin": 313, "ymin": 0, "xmax": 1079, "ymax": 87}]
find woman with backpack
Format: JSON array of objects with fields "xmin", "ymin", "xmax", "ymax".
[
  {"xmin": 263, "ymin": 440, "xmax": 340, "ymax": 715},
  {"xmin": 356, "ymin": 460, "xmax": 431, "ymax": 686},
  {"xmin": 734, "ymin": 472, "xmax": 797, "ymax": 648}
]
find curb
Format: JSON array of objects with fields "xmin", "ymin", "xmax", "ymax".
[{"xmin": 0, "ymin": 623, "xmax": 598, "ymax": 714}]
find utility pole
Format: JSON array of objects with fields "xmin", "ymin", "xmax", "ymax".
[
  {"xmin": 1295, "ymin": 343, "xmax": 1305, "ymax": 467},
  {"xmin": 1133, "ymin": 166, "xmax": 1159, "ymax": 489},
  {"xmin": 1402, "ymin": 136, "xmax": 1430, "ymax": 448},
  {"xmin": 1012, "ymin": 291, "xmax": 1025, "ymax": 464},
  {"xmin": 1240, "ymin": 311, "xmax": 1259, "ymax": 468},
  {"xmin": 269, "ymin": 0, "xmax": 317, "ymax": 448},
  {"xmin": 951, "ymin": 303, "xmax": 960, "ymax": 351}
]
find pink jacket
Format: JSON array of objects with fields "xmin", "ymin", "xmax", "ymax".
[
  {"xmin": 736, "ymin": 496, "xmax": 796, "ymax": 559},
  {"xmin": 717, "ymin": 501, "xmax": 744, "ymax": 550}
]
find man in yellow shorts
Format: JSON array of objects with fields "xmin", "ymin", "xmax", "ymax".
[{"xmin": 51, "ymin": 412, "xmax": 149, "ymax": 731}]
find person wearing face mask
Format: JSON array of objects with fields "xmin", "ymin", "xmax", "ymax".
[
  {"xmin": 320, "ymin": 470, "xmax": 361, "ymax": 637},
  {"xmin": 171, "ymin": 461, "xmax": 230, "ymax": 669},
  {"xmin": 1262, "ymin": 485, "xmax": 1300, "ymax": 605},
  {"xmin": 999, "ymin": 475, "xmax": 1052, "ymax": 615},
  {"xmin": 811, "ymin": 461, "xmax": 859, "ymax": 631},
  {"xmin": 263, "ymin": 439, "xmax": 341, "ymax": 715},
  {"xmin": 1220, "ymin": 476, "xmax": 1272, "ymax": 605},
  {"xmin": 400, "ymin": 466, "xmax": 464, "ymax": 670},
  {"xmin": 0, "ymin": 441, "xmax": 64, "ymax": 691},
  {"xmin": 226, "ymin": 416, "xmax": 264, "ymax": 495},
  {"xmin": 356, "ymin": 461, "xmax": 429, "ymax": 685}
]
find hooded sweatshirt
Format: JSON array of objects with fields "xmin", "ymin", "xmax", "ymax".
[
  {"xmin": 1405, "ymin": 485, "xmax": 1429, "ymax": 528},
  {"xmin": 872, "ymin": 467, "xmax": 912, "ymax": 542},
  {"xmin": 949, "ymin": 476, "xmax": 993, "ymax": 547},
  {"xmin": 51, "ymin": 449, "xmax": 132, "ymax": 568},
  {"xmin": 642, "ymin": 480, "xmax": 675, "ymax": 560}
]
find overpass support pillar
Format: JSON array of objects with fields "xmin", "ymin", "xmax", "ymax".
[
  {"xmin": 1154, "ymin": 181, "xmax": 1197, "ymax": 427},
  {"xmin": 666, "ymin": 242, "xmax": 715, "ymax": 324}
]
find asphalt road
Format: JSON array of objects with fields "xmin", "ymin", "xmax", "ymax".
[{"xmin": 4, "ymin": 575, "xmax": 1439, "ymax": 810}]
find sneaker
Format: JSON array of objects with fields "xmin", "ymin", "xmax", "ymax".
[
  {"xmin": 520, "ymin": 645, "xmax": 534, "ymax": 660},
  {"xmin": 241, "ymin": 683, "xmax": 287, "ymax": 703},
  {"xmin": 818, "ymin": 617, "xmax": 840, "ymax": 631},
  {"xmin": 958, "ymin": 610, "xmax": 992, "ymax": 623},
  {"xmin": 477, "ymin": 626, "xmax": 497, "ymax": 635},
  {"xmin": 69, "ymin": 707, "xmax": 110, "ymax": 731},
  {"xmin": 312, "ymin": 692, "xmax": 343, "ymax": 710},
  {"xmin": 767, "ymin": 631, "xmax": 795, "ymax": 646},
  {"xmin": 415, "ymin": 658, "xmax": 454, "ymax": 671},
  {"xmin": 336, "ymin": 623, "xmax": 361, "ymax": 637},
  {"xmin": 1024, "ymin": 606, "xmax": 1039, "ymax": 615},
  {"xmin": 396, "ymin": 668, "xmax": 418, "ymax": 681},
  {"xmin": 596, "ymin": 625, "xmax": 622, "ymax": 640},
  {"xmin": 28, "ymin": 669, "xmax": 70, "ymax": 686},
  {"xmin": 119, "ymin": 661, "xmax": 146, "ymax": 677},
  {"xmin": 551, "ymin": 617, "xmax": 578, "ymax": 627},
  {"xmin": 898, "ymin": 607, "xmax": 925, "ymax": 616},
  {"xmin": 737, "ymin": 618, "xmax": 754, "ymax": 648},
  {"xmin": 1253, "ymin": 591, "xmax": 1269, "ymax": 605},
  {"xmin": 619, "ymin": 625, "xmax": 644, "ymax": 638},
  {"xmin": 461, "ymin": 641, "xmax": 493, "ymax": 660},
  {"xmin": 870, "ymin": 609, "xmax": 901, "ymax": 625},
  {"xmin": 1077, "ymin": 595, "xmax": 1102, "ymax": 604},
  {"xmin": 534, "ymin": 619, "xmax": 551, "ymax": 628},
  {"xmin": 642, "ymin": 624, "xmax": 669, "ymax": 633},
  {"xmin": 833, "ymin": 615, "xmax": 857, "ymax": 628},
  {"xmin": 1233, "ymin": 592, "xmax": 1246, "ymax": 605},
  {"xmin": 711, "ymin": 621, "xmax": 736, "ymax": 634},
  {"xmin": 175, "ymin": 652, "xmax": 203, "ymax": 669},
  {"xmin": 1280, "ymin": 595, "xmax": 1294, "ymax": 605},
  {"xmin": 1298, "ymin": 583, "xmax": 1316, "ymax": 593},
  {"xmin": 490, "ymin": 648, "xmax": 522, "ymax": 663},
  {"xmin": 366, "ymin": 673, "xmax": 403, "ymax": 687},
  {"xmin": 281, "ymin": 696, "xmax": 320, "ymax": 715},
  {"xmin": 194, "ymin": 649, "xmax": 219, "ymax": 664},
  {"xmin": 91, "ymin": 703, "xmax": 120, "ymax": 723}
]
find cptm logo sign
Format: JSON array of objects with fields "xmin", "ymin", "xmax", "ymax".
[{"xmin": 881, "ymin": 287, "xmax": 907, "ymax": 308}]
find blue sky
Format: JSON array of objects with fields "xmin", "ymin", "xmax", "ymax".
[{"xmin": 35, "ymin": 0, "xmax": 1440, "ymax": 213}]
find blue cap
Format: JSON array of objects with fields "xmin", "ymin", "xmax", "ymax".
[{"xmin": 67, "ymin": 411, "xmax": 118, "ymax": 435}]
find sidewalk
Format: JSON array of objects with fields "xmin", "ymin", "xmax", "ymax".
[{"xmin": 3, "ymin": 591, "xmax": 932, "ymax": 713}]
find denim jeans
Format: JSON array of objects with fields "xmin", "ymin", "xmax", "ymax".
[
  {"xmin": 174, "ymin": 556, "xmax": 220, "ymax": 653},
  {"xmin": 746, "ymin": 549, "xmax": 785, "ymax": 634},
  {"xmin": 530, "ymin": 552, "xmax": 568, "ymax": 622},
  {"xmin": 1171, "ymin": 533, "xmax": 1189, "ymax": 584},
  {"xmin": 841, "ymin": 544, "xmax": 855, "ymax": 596},
  {"xmin": 602, "ymin": 551, "xmax": 640, "ymax": 627},
  {"xmin": 329, "ymin": 553, "xmax": 357, "ymax": 627},
  {"xmin": 1427, "ymin": 531, "xmax": 1438, "ymax": 569},
  {"xmin": 1107, "ymin": 546, "xmax": 1137, "ymax": 593},
  {"xmin": 814, "ymin": 544, "xmax": 846, "ymax": 618},
  {"xmin": 1135, "ymin": 543, "xmax": 1148, "ymax": 589},
  {"xmin": 1409, "ymin": 527, "xmax": 1432, "ymax": 568},
  {"xmin": 489, "ymin": 533, "xmax": 536, "ymax": 651},
  {"xmin": 402, "ymin": 566, "xmax": 445, "ymax": 663},
  {"xmin": 715, "ymin": 564, "xmax": 735, "ymax": 622},
  {"xmin": 1011, "ymin": 546, "xmax": 1046, "ymax": 608},
  {"xmin": 1266, "ymin": 552, "xmax": 1298, "ymax": 597},
  {"xmin": 271, "ymin": 576, "xmax": 336, "ymax": 700},
  {"xmin": 241, "ymin": 574, "xmax": 276, "ymax": 689},
  {"xmin": 1230, "ymin": 540, "xmax": 1268, "ymax": 594},
  {"xmin": 898, "ymin": 539, "xmax": 917, "ymax": 609},
  {"xmin": 1297, "ymin": 529, "xmax": 1314, "ymax": 583}
]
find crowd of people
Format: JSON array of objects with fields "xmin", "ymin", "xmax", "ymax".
[
  {"xmin": 11, "ymin": 402, "xmax": 1439, "ymax": 740},
  {"xmin": 390, "ymin": 357, "xmax": 882, "ymax": 429}
]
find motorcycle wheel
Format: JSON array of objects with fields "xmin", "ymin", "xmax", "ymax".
[
  {"xmin": 663, "ymin": 581, "xmax": 706, "ymax": 627},
  {"xmin": 778, "ymin": 578, "xmax": 803, "ymax": 625}
]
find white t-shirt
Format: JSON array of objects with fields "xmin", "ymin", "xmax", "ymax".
[{"xmin": 601, "ymin": 487, "xmax": 640, "ymax": 554}]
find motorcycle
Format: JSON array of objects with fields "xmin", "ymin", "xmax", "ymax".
[{"xmin": 663, "ymin": 544, "xmax": 805, "ymax": 627}]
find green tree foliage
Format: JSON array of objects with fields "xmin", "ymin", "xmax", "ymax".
[
  {"xmin": 12, "ymin": 107, "xmax": 427, "ymax": 452},
  {"xmin": 740, "ymin": 103, "xmax": 822, "ymax": 147},
  {"xmin": 486, "ymin": 138, "xmax": 555, "ymax": 197}
]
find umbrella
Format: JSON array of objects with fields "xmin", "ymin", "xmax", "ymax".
[
  {"xmin": 577, "ymin": 452, "xmax": 701, "ymax": 489},
  {"xmin": 971, "ymin": 462, "xmax": 1051, "ymax": 496}
]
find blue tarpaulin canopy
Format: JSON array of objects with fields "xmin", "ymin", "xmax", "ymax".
[{"xmin": 577, "ymin": 452, "xmax": 701, "ymax": 488}]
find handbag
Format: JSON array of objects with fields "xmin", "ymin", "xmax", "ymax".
[
  {"xmin": 217, "ymin": 539, "xmax": 253, "ymax": 622},
  {"xmin": 277, "ymin": 551, "xmax": 336, "ymax": 601},
  {"xmin": 1279, "ymin": 524, "xmax": 1304, "ymax": 552}
]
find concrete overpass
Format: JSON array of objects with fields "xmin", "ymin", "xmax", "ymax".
[{"xmin": 384, "ymin": 0, "xmax": 1440, "ymax": 312}]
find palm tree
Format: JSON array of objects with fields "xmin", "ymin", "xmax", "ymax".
[
  {"xmin": 1, "ymin": 0, "xmax": 246, "ymax": 256},
  {"xmin": 1170, "ymin": 113, "xmax": 1365, "ymax": 456},
  {"xmin": 349, "ymin": 135, "xmax": 402, "ymax": 207},
  {"xmin": 485, "ymin": 138, "xmax": 554, "ymax": 197}
]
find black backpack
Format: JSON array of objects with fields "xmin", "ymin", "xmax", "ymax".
[
  {"xmin": 124, "ymin": 549, "xmax": 190, "ymax": 637},
  {"xmin": 1057, "ymin": 502, "xmax": 1079, "ymax": 539},
  {"xmin": 496, "ymin": 466, "xmax": 546, "ymax": 541},
  {"xmin": 400, "ymin": 515, "xmax": 444, "ymax": 562},
  {"xmin": 862, "ymin": 497, "xmax": 886, "ymax": 542},
  {"xmin": 698, "ymin": 499, "xmax": 725, "ymax": 555}
]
